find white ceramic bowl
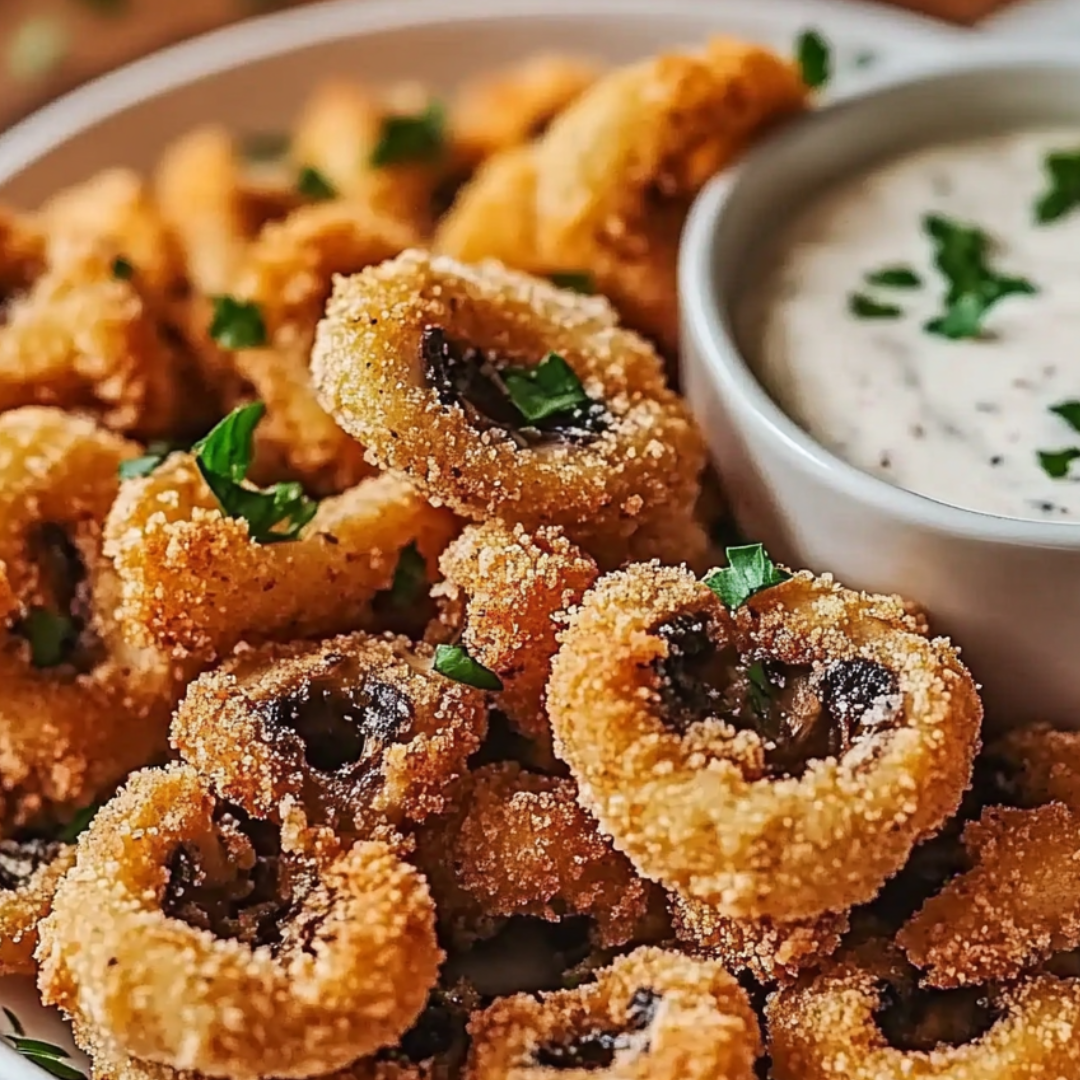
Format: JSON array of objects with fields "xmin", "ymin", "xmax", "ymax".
[{"xmin": 681, "ymin": 40, "xmax": 1080, "ymax": 734}]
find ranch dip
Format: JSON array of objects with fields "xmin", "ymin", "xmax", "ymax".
[{"xmin": 752, "ymin": 128, "xmax": 1080, "ymax": 522}]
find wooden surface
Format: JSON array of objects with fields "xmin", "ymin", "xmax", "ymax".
[{"xmin": 0, "ymin": 0, "xmax": 1014, "ymax": 133}]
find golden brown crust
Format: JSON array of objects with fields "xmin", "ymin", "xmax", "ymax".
[
  {"xmin": 465, "ymin": 946, "xmax": 760, "ymax": 1080},
  {"xmin": 0, "ymin": 842, "xmax": 76, "ymax": 976},
  {"xmin": 985, "ymin": 724, "xmax": 1080, "ymax": 811},
  {"xmin": 898, "ymin": 803, "xmax": 1080, "ymax": 988},
  {"xmin": 547, "ymin": 564, "xmax": 981, "ymax": 920},
  {"xmin": 37, "ymin": 764, "xmax": 442, "ymax": 1080}
]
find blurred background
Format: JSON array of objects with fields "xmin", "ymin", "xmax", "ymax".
[{"xmin": 0, "ymin": 0, "xmax": 1022, "ymax": 133}]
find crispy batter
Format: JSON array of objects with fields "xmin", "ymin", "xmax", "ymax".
[
  {"xmin": 767, "ymin": 943, "xmax": 1080, "ymax": 1080},
  {"xmin": 898, "ymin": 803, "xmax": 1080, "ymax": 988},
  {"xmin": 465, "ymin": 946, "xmax": 761, "ymax": 1080},
  {"xmin": 547, "ymin": 563, "xmax": 981, "ymax": 920},
  {"xmin": 670, "ymin": 891, "xmax": 848, "ymax": 985},
  {"xmin": 312, "ymin": 250, "xmax": 704, "ymax": 567},
  {"xmin": 104, "ymin": 458, "xmax": 456, "ymax": 663},
  {"xmin": 985, "ymin": 724, "xmax": 1080, "ymax": 811},
  {"xmin": 0, "ymin": 839, "xmax": 76, "ymax": 976},
  {"xmin": 436, "ymin": 521, "xmax": 598, "ymax": 745},
  {"xmin": 172, "ymin": 632, "xmax": 487, "ymax": 834},
  {"xmin": 37, "ymin": 764, "xmax": 442, "ymax": 1080}
]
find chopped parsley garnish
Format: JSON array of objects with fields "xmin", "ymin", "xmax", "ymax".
[
  {"xmin": 746, "ymin": 661, "xmax": 777, "ymax": 717},
  {"xmin": 1037, "ymin": 448, "xmax": 1080, "ymax": 480},
  {"xmin": 296, "ymin": 165, "xmax": 338, "ymax": 201},
  {"xmin": 369, "ymin": 102, "xmax": 447, "ymax": 167},
  {"xmin": 1035, "ymin": 149, "xmax": 1080, "ymax": 224},
  {"xmin": 242, "ymin": 131, "xmax": 290, "ymax": 163},
  {"xmin": 384, "ymin": 541, "xmax": 427, "ymax": 608},
  {"xmin": 57, "ymin": 804, "xmax": 100, "ymax": 844},
  {"xmin": 503, "ymin": 353, "xmax": 590, "ymax": 423},
  {"xmin": 1050, "ymin": 400, "xmax": 1080, "ymax": 433},
  {"xmin": 209, "ymin": 296, "xmax": 267, "ymax": 350},
  {"xmin": 548, "ymin": 271, "xmax": 595, "ymax": 295},
  {"xmin": 865, "ymin": 266, "xmax": 921, "ymax": 289},
  {"xmin": 922, "ymin": 214, "xmax": 1036, "ymax": 340},
  {"xmin": 433, "ymin": 644, "xmax": 503, "ymax": 691},
  {"xmin": 848, "ymin": 292, "xmax": 903, "ymax": 319},
  {"xmin": 703, "ymin": 544, "xmax": 792, "ymax": 611},
  {"xmin": 118, "ymin": 439, "xmax": 186, "ymax": 481},
  {"xmin": 3, "ymin": 1008, "xmax": 85, "ymax": 1080},
  {"xmin": 111, "ymin": 255, "xmax": 134, "ymax": 281},
  {"xmin": 192, "ymin": 403, "xmax": 317, "ymax": 543},
  {"xmin": 796, "ymin": 29, "xmax": 830, "ymax": 90},
  {"xmin": 21, "ymin": 609, "xmax": 77, "ymax": 669}
]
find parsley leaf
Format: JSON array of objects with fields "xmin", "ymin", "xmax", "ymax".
[
  {"xmin": 1035, "ymin": 149, "xmax": 1080, "ymax": 224},
  {"xmin": 548, "ymin": 271, "xmax": 595, "ymax": 295},
  {"xmin": 370, "ymin": 102, "xmax": 447, "ymax": 167},
  {"xmin": 57, "ymin": 804, "xmax": 100, "ymax": 844},
  {"xmin": 746, "ymin": 661, "xmax": 776, "ymax": 718},
  {"xmin": 111, "ymin": 255, "xmax": 134, "ymax": 281},
  {"xmin": 193, "ymin": 403, "xmax": 317, "ymax": 543},
  {"xmin": 242, "ymin": 131, "xmax": 290, "ymax": 163},
  {"xmin": 865, "ymin": 266, "xmax": 921, "ymax": 289},
  {"xmin": 848, "ymin": 292, "xmax": 903, "ymax": 319},
  {"xmin": 209, "ymin": 296, "xmax": 267, "ymax": 350},
  {"xmin": 1050, "ymin": 400, "xmax": 1080, "ymax": 434},
  {"xmin": 296, "ymin": 165, "xmax": 337, "ymax": 201},
  {"xmin": 503, "ymin": 353, "xmax": 590, "ymax": 423},
  {"xmin": 433, "ymin": 644, "xmax": 503, "ymax": 691},
  {"xmin": 20, "ymin": 608, "xmax": 77, "ymax": 669},
  {"xmin": 1037, "ymin": 448, "xmax": 1080, "ymax": 480},
  {"xmin": 796, "ymin": 29, "xmax": 830, "ymax": 90},
  {"xmin": 922, "ymin": 214, "xmax": 1036, "ymax": 340},
  {"xmin": 703, "ymin": 544, "xmax": 792, "ymax": 611},
  {"xmin": 2, "ymin": 1010, "xmax": 85, "ymax": 1080},
  {"xmin": 118, "ymin": 439, "xmax": 187, "ymax": 481},
  {"xmin": 384, "ymin": 541, "xmax": 427, "ymax": 608}
]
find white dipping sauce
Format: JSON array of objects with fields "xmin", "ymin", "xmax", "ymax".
[{"xmin": 753, "ymin": 128, "xmax": 1080, "ymax": 522}]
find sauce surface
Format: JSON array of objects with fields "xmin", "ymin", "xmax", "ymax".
[{"xmin": 751, "ymin": 128, "xmax": 1080, "ymax": 522}]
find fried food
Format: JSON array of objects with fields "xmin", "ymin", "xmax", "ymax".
[
  {"xmin": 984, "ymin": 724, "xmax": 1080, "ymax": 811},
  {"xmin": 547, "ymin": 563, "xmax": 981, "ymax": 920},
  {"xmin": 0, "ymin": 407, "xmax": 176, "ymax": 823},
  {"xmin": 37, "ymin": 764, "xmax": 442, "ymax": 1080},
  {"xmin": 172, "ymin": 632, "xmax": 487, "ymax": 834},
  {"xmin": 312, "ymin": 250, "xmax": 705, "ymax": 566},
  {"xmin": 670, "ymin": 891, "xmax": 848, "ymax": 985},
  {"xmin": 104, "ymin": 458, "xmax": 456, "ymax": 663},
  {"xmin": 226, "ymin": 200, "xmax": 418, "ymax": 494},
  {"xmin": 465, "ymin": 946, "xmax": 761, "ymax": 1080},
  {"xmin": 766, "ymin": 943, "xmax": 1080, "ymax": 1080},
  {"xmin": 451, "ymin": 55, "xmax": 599, "ymax": 164},
  {"xmin": 898, "ymin": 803, "xmax": 1080, "ymax": 988},
  {"xmin": 531, "ymin": 39, "xmax": 806, "ymax": 354},
  {"xmin": 0, "ymin": 837, "xmax": 76, "ymax": 975},
  {"xmin": 423, "ymin": 762, "xmax": 661, "ymax": 949},
  {"xmin": 435, "ymin": 521, "xmax": 598, "ymax": 746}
]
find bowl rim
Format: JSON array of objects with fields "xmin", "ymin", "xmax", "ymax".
[
  {"xmin": 680, "ymin": 36, "xmax": 1080, "ymax": 551},
  {"xmin": 0, "ymin": 0, "xmax": 962, "ymax": 189}
]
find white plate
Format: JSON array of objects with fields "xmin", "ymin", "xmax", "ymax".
[{"xmin": 0, "ymin": 0, "xmax": 963, "ymax": 1075}]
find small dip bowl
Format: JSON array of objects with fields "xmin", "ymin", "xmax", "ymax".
[{"xmin": 679, "ymin": 43, "xmax": 1080, "ymax": 731}]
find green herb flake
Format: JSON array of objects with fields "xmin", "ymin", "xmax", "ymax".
[
  {"xmin": 796, "ymin": 29, "xmax": 831, "ymax": 90},
  {"xmin": 7, "ymin": 17, "xmax": 68, "ymax": 82},
  {"xmin": 1050, "ymin": 400, "xmax": 1080, "ymax": 435},
  {"xmin": 503, "ymin": 353, "xmax": 590, "ymax": 423},
  {"xmin": 296, "ymin": 166, "xmax": 338, "ymax": 202},
  {"xmin": 433, "ymin": 644, "xmax": 503, "ymax": 691},
  {"xmin": 193, "ymin": 403, "xmax": 317, "ymax": 544},
  {"xmin": 242, "ymin": 131, "xmax": 290, "ymax": 163},
  {"xmin": 703, "ymin": 544, "xmax": 792, "ymax": 611},
  {"xmin": 922, "ymin": 214, "xmax": 1037, "ymax": 340},
  {"xmin": 118, "ymin": 440, "xmax": 188, "ymax": 481},
  {"xmin": 385, "ymin": 541, "xmax": 427, "ymax": 608},
  {"xmin": 369, "ymin": 102, "xmax": 447, "ymax": 168},
  {"xmin": 209, "ymin": 296, "xmax": 267, "ymax": 350},
  {"xmin": 2, "ymin": 1010, "xmax": 85, "ymax": 1080},
  {"xmin": 746, "ymin": 661, "xmax": 776, "ymax": 717},
  {"xmin": 852, "ymin": 49, "xmax": 877, "ymax": 69},
  {"xmin": 1035, "ymin": 149, "xmax": 1080, "ymax": 224},
  {"xmin": 548, "ymin": 271, "xmax": 595, "ymax": 295},
  {"xmin": 865, "ymin": 266, "xmax": 921, "ymax": 289},
  {"xmin": 848, "ymin": 292, "xmax": 903, "ymax": 319},
  {"xmin": 20, "ymin": 608, "xmax": 77, "ymax": 669},
  {"xmin": 57, "ymin": 804, "xmax": 100, "ymax": 844},
  {"xmin": 1037, "ymin": 448, "xmax": 1080, "ymax": 480},
  {"xmin": 111, "ymin": 256, "xmax": 135, "ymax": 281}
]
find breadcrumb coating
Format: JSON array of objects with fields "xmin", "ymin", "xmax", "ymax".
[{"xmin": 0, "ymin": 840, "xmax": 76, "ymax": 975}]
